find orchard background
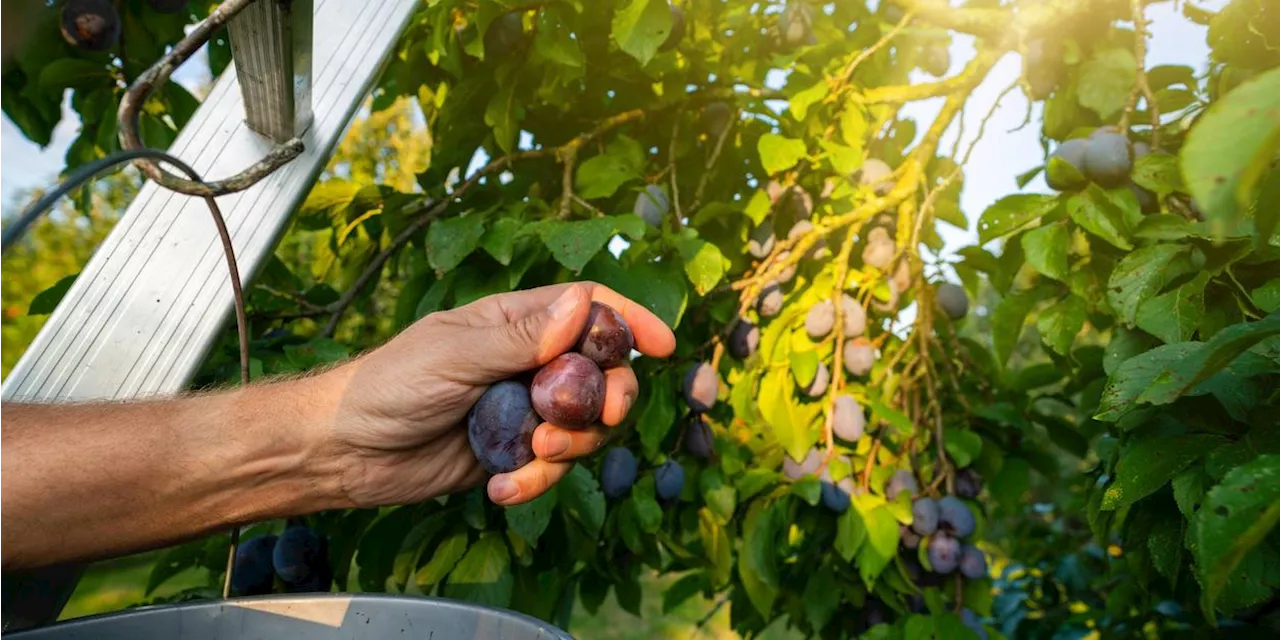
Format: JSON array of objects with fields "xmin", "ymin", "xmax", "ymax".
[{"xmin": 3, "ymin": 0, "xmax": 1279, "ymax": 637}]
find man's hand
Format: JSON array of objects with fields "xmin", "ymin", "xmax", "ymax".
[{"xmin": 313, "ymin": 282, "xmax": 676, "ymax": 508}]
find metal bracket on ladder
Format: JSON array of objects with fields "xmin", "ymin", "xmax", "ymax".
[{"xmin": 0, "ymin": 0, "xmax": 418, "ymax": 630}]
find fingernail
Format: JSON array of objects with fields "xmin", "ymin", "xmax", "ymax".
[
  {"xmin": 545, "ymin": 431, "xmax": 572, "ymax": 458},
  {"xmin": 548, "ymin": 287, "xmax": 579, "ymax": 320},
  {"xmin": 489, "ymin": 476, "xmax": 519, "ymax": 503}
]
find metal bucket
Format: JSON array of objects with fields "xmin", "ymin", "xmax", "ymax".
[{"xmin": 5, "ymin": 594, "xmax": 573, "ymax": 639}]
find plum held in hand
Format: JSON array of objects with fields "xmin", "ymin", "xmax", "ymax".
[
  {"xmin": 684, "ymin": 416, "xmax": 715, "ymax": 458},
  {"xmin": 231, "ymin": 534, "xmax": 278, "ymax": 596},
  {"xmin": 531, "ymin": 353, "xmax": 605, "ymax": 430},
  {"xmin": 467, "ymin": 380, "xmax": 540, "ymax": 474},
  {"xmin": 61, "ymin": 0, "xmax": 121, "ymax": 51},
  {"xmin": 576, "ymin": 302, "xmax": 634, "ymax": 368},
  {"xmin": 937, "ymin": 495, "xmax": 976, "ymax": 537},
  {"xmin": 272, "ymin": 526, "xmax": 329, "ymax": 586},
  {"xmin": 683, "ymin": 362, "xmax": 719, "ymax": 413},
  {"xmin": 601, "ymin": 447, "xmax": 638, "ymax": 498},
  {"xmin": 655, "ymin": 460, "xmax": 685, "ymax": 501}
]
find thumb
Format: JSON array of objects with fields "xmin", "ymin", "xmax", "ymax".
[{"xmin": 479, "ymin": 284, "xmax": 591, "ymax": 377}]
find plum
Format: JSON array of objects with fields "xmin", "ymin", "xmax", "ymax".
[
  {"xmin": 959, "ymin": 544, "xmax": 987, "ymax": 579},
  {"xmin": 840, "ymin": 294, "xmax": 867, "ymax": 337},
  {"xmin": 927, "ymin": 532, "xmax": 960, "ymax": 574},
  {"xmin": 922, "ymin": 44, "xmax": 950, "ymax": 77},
  {"xmin": 703, "ymin": 102, "xmax": 734, "ymax": 138},
  {"xmin": 1132, "ymin": 141, "xmax": 1152, "ymax": 158},
  {"xmin": 231, "ymin": 535, "xmax": 278, "ymax": 596},
  {"xmin": 467, "ymin": 380, "xmax": 540, "ymax": 474},
  {"xmin": 729, "ymin": 320, "xmax": 759, "ymax": 359},
  {"xmin": 272, "ymin": 526, "xmax": 329, "ymax": 586},
  {"xmin": 484, "ymin": 11, "xmax": 528, "ymax": 58},
  {"xmin": 1130, "ymin": 181, "xmax": 1158, "ymax": 213},
  {"xmin": 757, "ymin": 282, "xmax": 784, "ymax": 317},
  {"xmin": 1084, "ymin": 131, "xmax": 1132, "ymax": 187},
  {"xmin": 911, "ymin": 497, "xmax": 940, "ymax": 536},
  {"xmin": 805, "ymin": 300, "xmax": 835, "ymax": 338},
  {"xmin": 843, "ymin": 338, "xmax": 876, "ymax": 376},
  {"xmin": 821, "ymin": 478, "xmax": 854, "ymax": 513},
  {"xmin": 576, "ymin": 302, "xmax": 634, "ymax": 368},
  {"xmin": 634, "ymin": 184, "xmax": 671, "ymax": 227},
  {"xmin": 832, "ymin": 395, "xmax": 865, "ymax": 442},
  {"xmin": 655, "ymin": 460, "xmax": 685, "ymax": 501},
  {"xmin": 858, "ymin": 158, "xmax": 894, "ymax": 196},
  {"xmin": 787, "ymin": 220, "xmax": 825, "ymax": 259},
  {"xmin": 283, "ymin": 560, "xmax": 332, "ymax": 593},
  {"xmin": 900, "ymin": 524, "xmax": 921, "ymax": 550},
  {"xmin": 775, "ymin": 256, "xmax": 797, "ymax": 283},
  {"xmin": 886, "ymin": 469, "xmax": 918, "ymax": 500},
  {"xmin": 936, "ymin": 282, "xmax": 969, "ymax": 320},
  {"xmin": 783, "ymin": 447, "xmax": 822, "ymax": 479},
  {"xmin": 531, "ymin": 353, "xmax": 605, "ymax": 430},
  {"xmin": 862, "ymin": 231, "xmax": 895, "ymax": 271},
  {"xmin": 659, "ymin": 3, "xmax": 685, "ymax": 52},
  {"xmin": 148, "ymin": 0, "xmax": 189, "ymax": 12},
  {"xmin": 937, "ymin": 495, "xmax": 976, "ymax": 537},
  {"xmin": 1045, "ymin": 138, "xmax": 1089, "ymax": 191},
  {"xmin": 802, "ymin": 362, "xmax": 830, "ymax": 397},
  {"xmin": 61, "ymin": 0, "xmax": 121, "ymax": 51},
  {"xmin": 775, "ymin": 187, "xmax": 813, "ymax": 231},
  {"xmin": 955, "ymin": 468, "xmax": 982, "ymax": 499},
  {"xmin": 778, "ymin": 1, "xmax": 815, "ymax": 48},
  {"xmin": 962, "ymin": 608, "xmax": 989, "ymax": 640},
  {"xmin": 683, "ymin": 362, "xmax": 719, "ymax": 413},
  {"xmin": 748, "ymin": 220, "xmax": 776, "ymax": 259},
  {"xmin": 684, "ymin": 416, "xmax": 715, "ymax": 458},
  {"xmin": 601, "ymin": 447, "xmax": 638, "ymax": 498}
]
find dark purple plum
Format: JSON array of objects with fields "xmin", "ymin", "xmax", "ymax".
[
  {"xmin": 832, "ymin": 395, "xmax": 865, "ymax": 442},
  {"xmin": 886, "ymin": 469, "xmax": 918, "ymax": 500},
  {"xmin": 900, "ymin": 524, "xmax": 921, "ymax": 550},
  {"xmin": 955, "ymin": 468, "xmax": 982, "ymax": 499},
  {"xmin": 843, "ymin": 338, "xmax": 876, "ymax": 376},
  {"xmin": 729, "ymin": 320, "xmax": 760, "ymax": 359},
  {"xmin": 655, "ymin": 460, "xmax": 685, "ymax": 501},
  {"xmin": 748, "ymin": 220, "xmax": 776, "ymax": 258},
  {"xmin": 576, "ymin": 302, "xmax": 634, "ymax": 368},
  {"xmin": 272, "ymin": 526, "xmax": 329, "ymax": 586},
  {"xmin": 805, "ymin": 300, "xmax": 835, "ymax": 338},
  {"xmin": 757, "ymin": 282, "xmax": 784, "ymax": 317},
  {"xmin": 927, "ymin": 532, "xmax": 960, "ymax": 574},
  {"xmin": 936, "ymin": 282, "xmax": 969, "ymax": 320},
  {"xmin": 862, "ymin": 228, "xmax": 895, "ymax": 270},
  {"xmin": 683, "ymin": 362, "xmax": 719, "ymax": 413},
  {"xmin": 959, "ymin": 544, "xmax": 987, "ymax": 579},
  {"xmin": 802, "ymin": 362, "xmax": 830, "ymax": 397},
  {"xmin": 911, "ymin": 497, "xmax": 940, "ymax": 536},
  {"xmin": 1046, "ymin": 138, "xmax": 1089, "ymax": 191},
  {"xmin": 820, "ymin": 478, "xmax": 853, "ymax": 513},
  {"xmin": 703, "ymin": 102, "xmax": 733, "ymax": 138},
  {"xmin": 484, "ymin": 11, "xmax": 528, "ymax": 58},
  {"xmin": 61, "ymin": 0, "xmax": 120, "ymax": 51},
  {"xmin": 938, "ymin": 495, "xmax": 976, "ymax": 537},
  {"xmin": 601, "ymin": 447, "xmax": 638, "ymax": 498},
  {"xmin": 467, "ymin": 380, "xmax": 540, "ymax": 474},
  {"xmin": 231, "ymin": 535, "xmax": 277, "ymax": 596},
  {"xmin": 659, "ymin": 3, "xmax": 685, "ymax": 52},
  {"xmin": 283, "ymin": 560, "xmax": 332, "ymax": 593},
  {"xmin": 684, "ymin": 417, "xmax": 715, "ymax": 458},
  {"xmin": 531, "ymin": 353, "xmax": 605, "ymax": 430},
  {"xmin": 783, "ymin": 447, "xmax": 822, "ymax": 479},
  {"xmin": 1084, "ymin": 131, "xmax": 1133, "ymax": 187}
]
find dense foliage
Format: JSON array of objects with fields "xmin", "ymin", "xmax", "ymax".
[{"xmin": 4, "ymin": 0, "xmax": 1279, "ymax": 637}]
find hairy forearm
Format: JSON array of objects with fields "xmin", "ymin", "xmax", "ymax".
[{"xmin": 0, "ymin": 376, "xmax": 348, "ymax": 570}]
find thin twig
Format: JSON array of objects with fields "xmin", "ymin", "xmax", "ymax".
[{"xmin": 669, "ymin": 110, "xmax": 684, "ymax": 229}]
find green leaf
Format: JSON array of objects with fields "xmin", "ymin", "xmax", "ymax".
[
  {"xmin": 866, "ymin": 392, "xmax": 914, "ymax": 437},
  {"xmin": 1135, "ymin": 271, "xmax": 1209, "ymax": 344},
  {"xmin": 583, "ymin": 254, "xmax": 687, "ymax": 328},
  {"xmin": 559, "ymin": 464, "xmax": 606, "ymax": 536},
  {"xmin": 577, "ymin": 154, "xmax": 640, "ymax": 200},
  {"xmin": 675, "ymin": 235, "xmax": 728, "ymax": 295},
  {"xmin": 427, "ymin": 214, "xmax": 486, "ymax": 273},
  {"xmin": 1068, "ymin": 185, "xmax": 1134, "ymax": 250},
  {"xmin": 38, "ymin": 59, "xmax": 110, "ymax": 90},
  {"xmin": 484, "ymin": 79, "xmax": 519, "ymax": 155},
  {"xmin": 740, "ymin": 503, "xmax": 780, "ymax": 618},
  {"xmin": 992, "ymin": 288, "xmax": 1046, "ymax": 367},
  {"xmin": 283, "ymin": 338, "xmax": 350, "ymax": 369},
  {"xmin": 28, "ymin": 273, "xmax": 77, "ymax": 315},
  {"xmin": 802, "ymin": 565, "xmax": 840, "ymax": 631},
  {"xmin": 1172, "ymin": 468, "xmax": 1208, "ymax": 517},
  {"xmin": 637, "ymin": 372, "xmax": 677, "ymax": 458},
  {"xmin": 538, "ymin": 218, "xmax": 616, "ymax": 273},
  {"xmin": 699, "ymin": 508, "xmax": 733, "ymax": 587},
  {"xmin": 976, "ymin": 194, "xmax": 1058, "ymax": 244},
  {"xmin": 1021, "ymin": 221, "xmax": 1070, "ymax": 281},
  {"xmin": 506, "ymin": 488, "xmax": 558, "ymax": 547},
  {"xmin": 991, "ymin": 457, "xmax": 1031, "ymax": 512},
  {"xmin": 1181, "ymin": 67, "xmax": 1280, "ymax": 236},
  {"xmin": 790, "ymin": 475, "xmax": 822, "ymax": 506},
  {"xmin": 1037, "ymin": 294, "xmax": 1087, "ymax": 356},
  {"xmin": 533, "ymin": 7, "xmax": 584, "ymax": 68},
  {"xmin": 611, "ymin": 214, "xmax": 648, "ymax": 241},
  {"xmin": 443, "ymin": 532, "xmax": 514, "ymax": 608},
  {"xmin": 855, "ymin": 504, "xmax": 899, "ymax": 587},
  {"xmin": 1101, "ymin": 434, "xmax": 1226, "ymax": 510},
  {"xmin": 789, "ymin": 81, "xmax": 830, "ymax": 121},
  {"xmin": 943, "ymin": 429, "xmax": 983, "ymax": 469},
  {"xmin": 1095, "ymin": 342, "xmax": 1200, "ymax": 421},
  {"xmin": 759, "ymin": 368, "xmax": 819, "ymax": 462},
  {"xmin": 1106, "ymin": 243, "xmax": 1190, "ymax": 325},
  {"xmin": 819, "ymin": 140, "xmax": 862, "ymax": 176},
  {"xmin": 356, "ymin": 507, "xmax": 419, "ymax": 592},
  {"xmin": 297, "ymin": 180, "xmax": 361, "ymax": 230},
  {"xmin": 1077, "ymin": 48, "xmax": 1138, "ymax": 120},
  {"xmin": 481, "ymin": 217, "xmax": 523, "ymax": 266},
  {"xmin": 611, "ymin": 0, "xmax": 673, "ymax": 66},
  {"xmin": 1149, "ymin": 519, "xmax": 1183, "ymax": 586},
  {"xmin": 632, "ymin": 476, "xmax": 664, "ymax": 533},
  {"xmin": 1254, "ymin": 279, "xmax": 1280, "ymax": 314},
  {"xmin": 1140, "ymin": 312, "xmax": 1280, "ymax": 405},
  {"xmin": 416, "ymin": 528, "xmax": 468, "ymax": 590},
  {"xmin": 743, "ymin": 190, "xmax": 773, "ymax": 226},
  {"xmin": 392, "ymin": 514, "xmax": 449, "ymax": 591},
  {"xmin": 1195, "ymin": 455, "xmax": 1280, "ymax": 618},
  {"xmin": 1134, "ymin": 213, "xmax": 1194, "ymax": 240},
  {"xmin": 835, "ymin": 506, "xmax": 866, "ymax": 562},
  {"xmin": 663, "ymin": 573, "xmax": 705, "ymax": 614},
  {"xmin": 789, "ymin": 348, "xmax": 819, "ymax": 389},
  {"xmin": 1132, "ymin": 153, "xmax": 1184, "ymax": 195},
  {"xmin": 757, "ymin": 134, "xmax": 808, "ymax": 175}
]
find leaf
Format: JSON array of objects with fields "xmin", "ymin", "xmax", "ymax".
[
  {"xmin": 757, "ymin": 134, "xmax": 808, "ymax": 175},
  {"xmin": 976, "ymin": 194, "xmax": 1059, "ymax": 244},
  {"xmin": 1195, "ymin": 455, "xmax": 1280, "ymax": 618},
  {"xmin": 443, "ymin": 532, "xmax": 514, "ymax": 608},
  {"xmin": 663, "ymin": 573, "xmax": 706, "ymax": 614},
  {"xmin": 1077, "ymin": 48, "xmax": 1138, "ymax": 120},
  {"xmin": 1068, "ymin": 185, "xmax": 1134, "ymax": 250},
  {"xmin": 1132, "ymin": 153, "xmax": 1184, "ymax": 195},
  {"xmin": 480, "ymin": 217, "xmax": 523, "ymax": 266},
  {"xmin": 1101, "ymin": 434, "xmax": 1226, "ymax": 510},
  {"xmin": 790, "ymin": 475, "xmax": 822, "ymax": 506},
  {"xmin": 506, "ymin": 488, "xmax": 558, "ymax": 547},
  {"xmin": 583, "ymin": 254, "xmax": 687, "ymax": 328},
  {"xmin": 790, "ymin": 81, "xmax": 830, "ymax": 121},
  {"xmin": 1037, "ymin": 295, "xmax": 1087, "ymax": 356},
  {"xmin": 611, "ymin": 0, "xmax": 673, "ymax": 66},
  {"xmin": 789, "ymin": 349, "xmax": 819, "ymax": 389},
  {"xmin": 991, "ymin": 457, "xmax": 1031, "ymax": 512},
  {"xmin": 28, "ymin": 273, "xmax": 77, "ymax": 315},
  {"xmin": 943, "ymin": 429, "xmax": 983, "ymax": 469},
  {"xmin": 637, "ymin": 372, "xmax": 677, "ymax": 458},
  {"xmin": 698, "ymin": 508, "xmax": 733, "ymax": 588},
  {"xmin": 992, "ymin": 288, "xmax": 1046, "ymax": 367},
  {"xmin": 675, "ymin": 235, "xmax": 728, "ymax": 295},
  {"xmin": 538, "ymin": 218, "xmax": 616, "ymax": 273},
  {"xmin": 1135, "ymin": 271, "xmax": 1209, "ymax": 344},
  {"xmin": 416, "ymin": 528, "xmax": 468, "ymax": 590},
  {"xmin": 632, "ymin": 476, "xmax": 664, "ymax": 533},
  {"xmin": 1149, "ymin": 519, "xmax": 1183, "ymax": 586},
  {"xmin": 38, "ymin": 58, "xmax": 110, "ymax": 90},
  {"xmin": 866, "ymin": 392, "xmax": 914, "ymax": 437},
  {"xmin": 484, "ymin": 80, "xmax": 519, "ymax": 155},
  {"xmin": 283, "ymin": 338, "xmax": 350, "ymax": 369},
  {"xmin": 533, "ymin": 7, "xmax": 584, "ymax": 68},
  {"xmin": 1106, "ymin": 244, "xmax": 1190, "ymax": 325},
  {"xmin": 427, "ymin": 214, "xmax": 486, "ymax": 273},
  {"xmin": 577, "ymin": 154, "xmax": 640, "ymax": 200},
  {"xmin": 1140, "ymin": 312, "xmax": 1280, "ymax": 405},
  {"xmin": 759, "ymin": 368, "xmax": 819, "ymax": 462},
  {"xmin": 1095, "ymin": 342, "xmax": 1200, "ymax": 421},
  {"xmin": 356, "ymin": 507, "xmax": 419, "ymax": 591},
  {"xmin": 819, "ymin": 140, "xmax": 862, "ymax": 176},
  {"xmin": 559, "ymin": 464, "xmax": 606, "ymax": 536},
  {"xmin": 1181, "ymin": 67, "xmax": 1280, "ymax": 236},
  {"xmin": 1021, "ymin": 221, "xmax": 1069, "ymax": 281},
  {"xmin": 1254, "ymin": 279, "xmax": 1280, "ymax": 314},
  {"xmin": 835, "ymin": 506, "xmax": 866, "ymax": 562},
  {"xmin": 392, "ymin": 515, "xmax": 449, "ymax": 591},
  {"xmin": 739, "ymin": 503, "xmax": 780, "ymax": 619},
  {"xmin": 803, "ymin": 565, "xmax": 840, "ymax": 631},
  {"xmin": 855, "ymin": 505, "xmax": 899, "ymax": 587}
]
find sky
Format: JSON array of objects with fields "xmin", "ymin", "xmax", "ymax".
[{"xmin": 2, "ymin": 2, "xmax": 1222, "ymax": 252}]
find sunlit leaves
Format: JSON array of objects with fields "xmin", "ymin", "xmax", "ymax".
[
  {"xmin": 976, "ymin": 194, "xmax": 1058, "ymax": 244},
  {"xmin": 757, "ymin": 134, "xmax": 808, "ymax": 175},
  {"xmin": 1077, "ymin": 48, "xmax": 1138, "ymax": 120},
  {"xmin": 611, "ymin": 0, "xmax": 673, "ymax": 66}
]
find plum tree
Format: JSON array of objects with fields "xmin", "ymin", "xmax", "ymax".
[
  {"xmin": 747, "ymin": 220, "xmax": 776, "ymax": 258},
  {"xmin": 60, "ymin": 0, "xmax": 121, "ymax": 51},
  {"xmin": 757, "ymin": 282, "xmax": 783, "ymax": 317},
  {"xmin": 1083, "ymin": 129, "xmax": 1133, "ymax": 187},
  {"xmin": 857, "ymin": 158, "xmax": 894, "ymax": 196},
  {"xmin": 782, "ymin": 447, "xmax": 822, "ymax": 480},
  {"xmin": 886, "ymin": 469, "xmax": 918, "ymax": 500},
  {"xmin": 936, "ymin": 282, "xmax": 969, "ymax": 320},
  {"xmin": 484, "ymin": 11, "xmax": 528, "ymax": 58},
  {"xmin": 802, "ymin": 362, "xmax": 830, "ymax": 397},
  {"xmin": 659, "ymin": 3, "xmax": 685, "ymax": 52},
  {"xmin": 955, "ymin": 468, "xmax": 982, "ymax": 499},
  {"xmin": 1045, "ymin": 138, "xmax": 1089, "ymax": 191},
  {"xmin": 832, "ymin": 395, "xmax": 865, "ymax": 442},
  {"xmin": 576, "ymin": 302, "xmax": 634, "ymax": 368},
  {"xmin": 531, "ymin": 353, "xmax": 605, "ymax": 429},
  {"xmin": 231, "ymin": 535, "xmax": 278, "ymax": 596},
  {"xmin": 683, "ymin": 362, "xmax": 719, "ymax": 412},
  {"xmin": 926, "ymin": 533, "xmax": 960, "ymax": 574},
  {"xmin": 272, "ymin": 526, "xmax": 329, "ymax": 586},
  {"xmin": 633, "ymin": 184, "xmax": 671, "ymax": 227},
  {"xmin": 684, "ymin": 416, "xmax": 714, "ymax": 458},
  {"xmin": 654, "ymin": 459, "xmax": 685, "ymax": 501},
  {"xmin": 467, "ymin": 380, "xmax": 540, "ymax": 474},
  {"xmin": 601, "ymin": 447, "xmax": 638, "ymax": 498},
  {"xmin": 728, "ymin": 320, "xmax": 759, "ymax": 359},
  {"xmin": 843, "ymin": 338, "xmax": 876, "ymax": 376},
  {"xmin": 959, "ymin": 544, "xmax": 987, "ymax": 579},
  {"xmin": 804, "ymin": 300, "xmax": 835, "ymax": 338},
  {"xmin": 702, "ymin": 101, "xmax": 733, "ymax": 138},
  {"xmin": 937, "ymin": 496, "xmax": 976, "ymax": 538},
  {"xmin": 911, "ymin": 498, "xmax": 940, "ymax": 536}
]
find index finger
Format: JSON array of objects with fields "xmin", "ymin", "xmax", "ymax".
[{"xmin": 484, "ymin": 282, "xmax": 676, "ymax": 358}]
